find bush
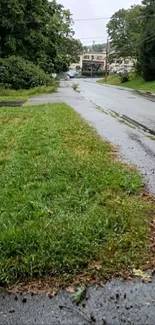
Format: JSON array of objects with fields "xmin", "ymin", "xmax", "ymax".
[
  {"xmin": 0, "ymin": 56, "xmax": 53, "ymax": 90},
  {"xmin": 119, "ymin": 72, "xmax": 129, "ymax": 83},
  {"xmin": 82, "ymin": 71, "xmax": 105, "ymax": 77}
]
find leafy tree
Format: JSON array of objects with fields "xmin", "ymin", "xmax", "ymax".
[
  {"xmin": 140, "ymin": 0, "xmax": 155, "ymax": 81},
  {"xmin": 107, "ymin": 5, "xmax": 143, "ymax": 59},
  {"xmin": 92, "ymin": 43, "xmax": 106, "ymax": 52},
  {"xmin": 83, "ymin": 43, "xmax": 106, "ymax": 53},
  {"xmin": 0, "ymin": 0, "xmax": 82, "ymax": 73}
]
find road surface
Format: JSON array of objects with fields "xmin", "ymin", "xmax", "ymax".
[
  {"xmin": 73, "ymin": 79, "xmax": 155, "ymax": 194},
  {"xmin": 28, "ymin": 82, "xmax": 155, "ymax": 194},
  {"xmin": 1, "ymin": 277, "xmax": 155, "ymax": 325},
  {"xmin": 77, "ymin": 79, "xmax": 155, "ymax": 134}
]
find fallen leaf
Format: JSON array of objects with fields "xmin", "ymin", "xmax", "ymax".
[
  {"xmin": 133, "ymin": 269, "xmax": 152, "ymax": 282},
  {"xmin": 94, "ymin": 264, "xmax": 103, "ymax": 270},
  {"xmin": 72, "ymin": 286, "xmax": 86, "ymax": 305},
  {"xmin": 66, "ymin": 286, "xmax": 75, "ymax": 293},
  {"xmin": 48, "ymin": 209, "xmax": 53, "ymax": 214},
  {"xmin": 46, "ymin": 291, "xmax": 56, "ymax": 298}
]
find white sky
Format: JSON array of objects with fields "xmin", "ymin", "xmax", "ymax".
[{"xmin": 58, "ymin": 0, "xmax": 141, "ymax": 44}]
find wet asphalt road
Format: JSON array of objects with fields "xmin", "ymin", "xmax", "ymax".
[
  {"xmin": 29, "ymin": 83, "xmax": 155, "ymax": 194},
  {"xmin": 1, "ymin": 83, "xmax": 155, "ymax": 324},
  {"xmin": 77, "ymin": 79, "xmax": 155, "ymax": 133},
  {"xmin": 1, "ymin": 277, "xmax": 155, "ymax": 325}
]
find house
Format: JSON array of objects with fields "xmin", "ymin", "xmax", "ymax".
[
  {"xmin": 78, "ymin": 52, "xmax": 107, "ymax": 72},
  {"xmin": 109, "ymin": 58, "xmax": 135, "ymax": 71}
]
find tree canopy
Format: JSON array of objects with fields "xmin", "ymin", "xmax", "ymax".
[
  {"xmin": 107, "ymin": 5, "xmax": 143, "ymax": 59},
  {"xmin": 0, "ymin": 0, "xmax": 82, "ymax": 73},
  {"xmin": 83, "ymin": 43, "xmax": 106, "ymax": 53},
  {"xmin": 140, "ymin": 0, "xmax": 155, "ymax": 80}
]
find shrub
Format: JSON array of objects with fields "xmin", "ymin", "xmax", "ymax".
[
  {"xmin": 0, "ymin": 56, "xmax": 53, "ymax": 90},
  {"xmin": 120, "ymin": 72, "xmax": 129, "ymax": 83},
  {"xmin": 82, "ymin": 71, "xmax": 105, "ymax": 77}
]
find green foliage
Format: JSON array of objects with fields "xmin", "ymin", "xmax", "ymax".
[
  {"xmin": 140, "ymin": 1, "xmax": 155, "ymax": 81},
  {"xmin": 0, "ymin": 0, "xmax": 82, "ymax": 74},
  {"xmin": 97, "ymin": 74, "xmax": 155, "ymax": 93},
  {"xmin": 83, "ymin": 43, "xmax": 106, "ymax": 53},
  {"xmin": 108, "ymin": 1, "xmax": 155, "ymax": 82},
  {"xmin": 0, "ymin": 103, "xmax": 154, "ymax": 284},
  {"xmin": 82, "ymin": 71, "xmax": 105, "ymax": 77},
  {"xmin": 0, "ymin": 84, "xmax": 58, "ymax": 102},
  {"xmin": 120, "ymin": 72, "xmax": 130, "ymax": 83},
  {"xmin": 0, "ymin": 56, "xmax": 53, "ymax": 90},
  {"xmin": 107, "ymin": 5, "xmax": 143, "ymax": 59}
]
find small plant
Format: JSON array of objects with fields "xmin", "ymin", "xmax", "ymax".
[
  {"xmin": 120, "ymin": 72, "xmax": 129, "ymax": 83},
  {"xmin": 72, "ymin": 83, "xmax": 79, "ymax": 91}
]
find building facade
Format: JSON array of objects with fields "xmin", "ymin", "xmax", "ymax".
[
  {"xmin": 109, "ymin": 58, "xmax": 135, "ymax": 71},
  {"xmin": 70, "ymin": 53, "xmax": 135, "ymax": 73},
  {"xmin": 78, "ymin": 52, "xmax": 106, "ymax": 71}
]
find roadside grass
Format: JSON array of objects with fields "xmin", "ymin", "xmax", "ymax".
[
  {"xmin": 0, "ymin": 103, "xmax": 154, "ymax": 285},
  {"xmin": 98, "ymin": 74, "xmax": 155, "ymax": 92},
  {"xmin": 0, "ymin": 84, "xmax": 58, "ymax": 103}
]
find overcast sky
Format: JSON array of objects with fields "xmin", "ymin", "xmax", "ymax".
[{"xmin": 58, "ymin": 0, "xmax": 141, "ymax": 44}]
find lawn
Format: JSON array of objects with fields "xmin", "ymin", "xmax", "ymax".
[
  {"xmin": 98, "ymin": 74, "xmax": 155, "ymax": 92},
  {"xmin": 0, "ymin": 84, "xmax": 58, "ymax": 103},
  {"xmin": 0, "ymin": 103, "xmax": 154, "ymax": 285}
]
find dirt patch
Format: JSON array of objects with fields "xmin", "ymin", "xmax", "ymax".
[{"xmin": 0, "ymin": 102, "xmax": 25, "ymax": 107}]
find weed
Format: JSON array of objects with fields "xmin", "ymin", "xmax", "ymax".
[{"xmin": 72, "ymin": 83, "xmax": 79, "ymax": 92}]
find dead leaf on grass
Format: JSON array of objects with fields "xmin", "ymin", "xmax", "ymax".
[
  {"xmin": 133, "ymin": 269, "xmax": 152, "ymax": 282},
  {"xmin": 66, "ymin": 286, "xmax": 75, "ymax": 293},
  {"xmin": 48, "ymin": 209, "xmax": 53, "ymax": 215},
  {"xmin": 94, "ymin": 264, "xmax": 103, "ymax": 270},
  {"xmin": 47, "ymin": 291, "xmax": 57, "ymax": 298}
]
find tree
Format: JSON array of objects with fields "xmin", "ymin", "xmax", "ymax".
[
  {"xmin": 0, "ymin": 0, "xmax": 82, "ymax": 73},
  {"xmin": 140, "ymin": 0, "xmax": 155, "ymax": 81},
  {"xmin": 107, "ymin": 5, "xmax": 143, "ymax": 59},
  {"xmin": 82, "ymin": 43, "xmax": 106, "ymax": 53},
  {"xmin": 92, "ymin": 43, "xmax": 106, "ymax": 52}
]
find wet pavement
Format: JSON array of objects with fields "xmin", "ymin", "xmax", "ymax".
[
  {"xmin": 1, "ymin": 277, "xmax": 155, "ymax": 325},
  {"xmin": 28, "ymin": 83, "xmax": 155, "ymax": 194},
  {"xmin": 78, "ymin": 79, "xmax": 155, "ymax": 133}
]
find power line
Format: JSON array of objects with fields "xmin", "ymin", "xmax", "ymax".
[
  {"xmin": 74, "ymin": 13, "xmax": 155, "ymax": 23},
  {"xmin": 74, "ymin": 17, "xmax": 110, "ymax": 22},
  {"xmin": 80, "ymin": 36, "xmax": 107, "ymax": 40}
]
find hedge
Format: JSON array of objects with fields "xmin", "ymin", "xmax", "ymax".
[{"xmin": 0, "ymin": 56, "xmax": 53, "ymax": 90}]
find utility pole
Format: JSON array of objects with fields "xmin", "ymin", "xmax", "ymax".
[{"xmin": 105, "ymin": 38, "xmax": 109, "ymax": 83}]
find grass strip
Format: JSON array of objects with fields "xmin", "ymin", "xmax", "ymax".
[
  {"xmin": 0, "ymin": 103, "xmax": 154, "ymax": 284},
  {"xmin": 97, "ymin": 75, "xmax": 155, "ymax": 92},
  {"xmin": 0, "ymin": 84, "xmax": 58, "ymax": 103}
]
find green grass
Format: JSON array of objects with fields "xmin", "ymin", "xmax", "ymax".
[
  {"xmin": 98, "ymin": 74, "xmax": 155, "ymax": 92},
  {"xmin": 0, "ymin": 84, "xmax": 58, "ymax": 103},
  {"xmin": 0, "ymin": 103, "xmax": 154, "ymax": 285}
]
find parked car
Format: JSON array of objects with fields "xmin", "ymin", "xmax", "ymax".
[
  {"xmin": 67, "ymin": 70, "xmax": 77, "ymax": 78},
  {"xmin": 116, "ymin": 67, "xmax": 133, "ymax": 75}
]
